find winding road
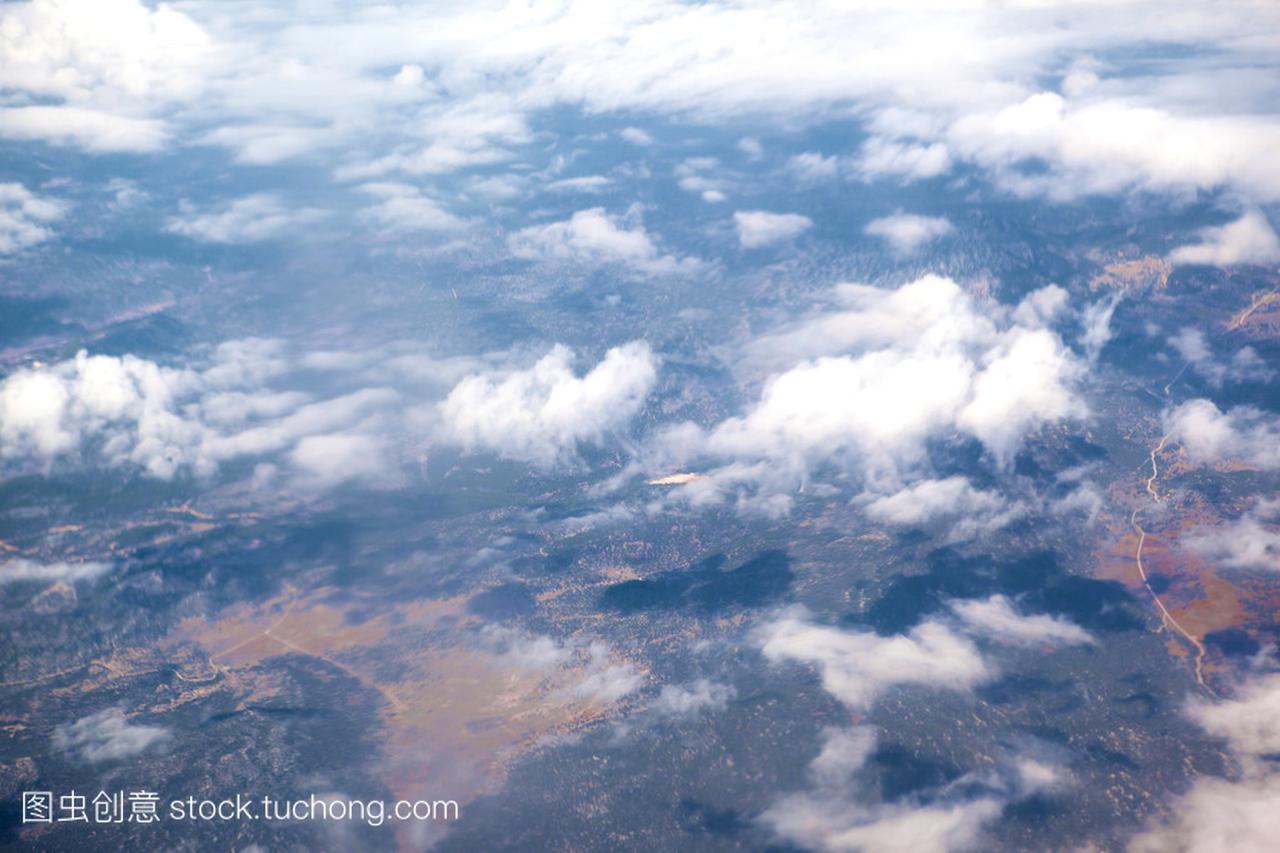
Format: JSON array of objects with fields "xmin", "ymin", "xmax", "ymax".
[{"xmin": 1129, "ymin": 435, "xmax": 1211, "ymax": 691}]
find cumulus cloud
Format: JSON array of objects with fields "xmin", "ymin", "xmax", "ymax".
[
  {"xmin": 1170, "ymin": 209, "xmax": 1280, "ymax": 268},
  {"xmin": 0, "ymin": 105, "xmax": 168, "ymax": 152},
  {"xmin": 290, "ymin": 433, "xmax": 390, "ymax": 488},
  {"xmin": 53, "ymin": 708, "xmax": 170, "ymax": 763},
  {"xmin": 0, "ymin": 183, "xmax": 66, "ymax": 254},
  {"xmin": 864, "ymin": 213, "xmax": 954, "ymax": 254},
  {"xmin": 734, "ymin": 210, "xmax": 813, "ymax": 249},
  {"xmin": 573, "ymin": 643, "xmax": 644, "ymax": 703},
  {"xmin": 438, "ymin": 341, "xmax": 657, "ymax": 468},
  {"xmin": 657, "ymin": 275, "xmax": 1086, "ymax": 512},
  {"xmin": 507, "ymin": 208, "xmax": 699, "ymax": 275},
  {"xmin": 755, "ymin": 607, "xmax": 991, "ymax": 711},
  {"xmin": 673, "ymin": 157, "xmax": 728, "ymax": 203},
  {"xmin": 945, "ymin": 92, "xmax": 1280, "ymax": 201},
  {"xmin": 480, "ymin": 626, "xmax": 642, "ymax": 703},
  {"xmin": 950, "ymin": 595, "xmax": 1094, "ymax": 647},
  {"xmin": 0, "ymin": 0, "xmax": 208, "ymax": 152},
  {"xmin": 0, "ymin": 559, "xmax": 111, "ymax": 586},
  {"xmin": 756, "ymin": 623, "xmax": 1057, "ymax": 852},
  {"xmin": 786, "ymin": 152, "xmax": 841, "ymax": 184},
  {"xmin": 357, "ymin": 183, "xmax": 465, "ymax": 233},
  {"xmin": 0, "ymin": 342, "xmax": 399, "ymax": 483},
  {"xmin": 856, "ymin": 138, "xmax": 953, "ymax": 181},
  {"xmin": 1185, "ymin": 499, "xmax": 1280, "ymax": 572},
  {"xmin": 165, "ymin": 194, "xmax": 326, "ymax": 244},
  {"xmin": 481, "ymin": 625, "xmax": 573, "ymax": 670},
  {"xmin": 619, "ymin": 126, "xmax": 653, "ymax": 146},
  {"xmin": 862, "ymin": 477, "xmax": 1020, "ymax": 542},
  {"xmin": 1132, "ymin": 673, "xmax": 1280, "ymax": 851},
  {"xmin": 653, "ymin": 679, "xmax": 735, "ymax": 716},
  {"xmin": 1169, "ymin": 328, "xmax": 1274, "ymax": 387},
  {"xmin": 1164, "ymin": 400, "xmax": 1280, "ymax": 469}
]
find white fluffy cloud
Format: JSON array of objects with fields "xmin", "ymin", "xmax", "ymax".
[
  {"xmin": 762, "ymin": 724, "xmax": 1011, "ymax": 853},
  {"xmin": 856, "ymin": 137, "xmax": 953, "ymax": 181},
  {"xmin": 862, "ymin": 477, "xmax": 1020, "ymax": 541},
  {"xmin": 0, "ymin": 0, "xmax": 208, "ymax": 151},
  {"xmin": 0, "ymin": 342, "xmax": 399, "ymax": 482},
  {"xmin": 658, "ymin": 275, "xmax": 1086, "ymax": 511},
  {"xmin": 653, "ymin": 679, "xmax": 735, "ymax": 716},
  {"xmin": 1170, "ymin": 209, "xmax": 1280, "ymax": 267},
  {"xmin": 1166, "ymin": 328, "xmax": 1271, "ymax": 388},
  {"xmin": 357, "ymin": 183, "xmax": 466, "ymax": 233},
  {"xmin": 0, "ymin": 183, "xmax": 66, "ymax": 254},
  {"xmin": 755, "ymin": 607, "xmax": 991, "ymax": 711},
  {"xmin": 0, "ymin": 558, "xmax": 111, "ymax": 586},
  {"xmin": 950, "ymin": 595, "xmax": 1094, "ymax": 648},
  {"xmin": 734, "ymin": 210, "xmax": 813, "ymax": 248},
  {"xmin": 165, "ymin": 194, "xmax": 327, "ymax": 244},
  {"xmin": 438, "ymin": 341, "xmax": 658, "ymax": 467},
  {"xmin": 53, "ymin": 708, "xmax": 170, "ymax": 763},
  {"xmin": 0, "ymin": 105, "xmax": 168, "ymax": 152},
  {"xmin": 507, "ymin": 208, "xmax": 699, "ymax": 275},
  {"xmin": 1185, "ymin": 499, "xmax": 1280, "ymax": 572},
  {"xmin": 864, "ymin": 213, "xmax": 954, "ymax": 254},
  {"xmin": 1164, "ymin": 400, "xmax": 1280, "ymax": 470},
  {"xmin": 755, "ymin": 613, "xmax": 1058, "ymax": 852},
  {"xmin": 1131, "ymin": 673, "xmax": 1280, "ymax": 851}
]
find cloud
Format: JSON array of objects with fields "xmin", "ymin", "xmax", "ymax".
[
  {"xmin": 734, "ymin": 210, "xmax": 813, "ymax": 249},
  {"xmin": 1131, "ymin": 673, "xmax": 1280, "ymax": 851},
  {"xmin": 4, "ymin": 0, "xmax": 1280, "ymax": 208},
  {"xmin": 481, "ymin": 625, "xmax": 573, "ymax": 669},
  {"xmin": 657, "ymin": 275, "xmax": 1087, "ymax": 510},
  {"xmin": 755, "ymin": 607, "xmax": 991, "ymax": 711},
  {"xmin": 545, "ymin": 175, "xmax": 613, "ymax": 194},
  {"xmin": 1170, "ymin": 209, "xmax": 1280, "ymax": 267},
  {"xmin": 945, "ymin": 92, "xmax": 1280, "ymax": 201},
  {"xmin": 675, "ymin": 157, "xmax": 729, "ymax": 203},
  {"xmin": 737, "ymin": 137, "xmax": 763, "ymax": 160},
  {"xmin": 0, "ymin": 0, "xmax": 208, "ymax": 152},
  {"xmin": 0, "ymin": 183, "xmax": 66, "ymax": 254},
  {"xmin": 757, "ymin": 668, "xmax": 1058, "ymax": 852},
  {"xmin": 1185, "ymin": 499, "xmax": 1280, "ymax": 572},
  {"xmin": 950, "ymin": 595, "xmax": 1095, "ymax": 647},
  {"xmin": 507, "ymin": 208, "xmax": 699, "ymax": 275},
  {"xmin": 1164, "ymin": 400, "xmax": 1280, "ymax": 469},
  {"xmin": 1168, "ymin": 328, "xmax": 1274, "ymax": 387},
  {"xmin": 1129, "ymin": 775, "xmax": 1280, "ymax": 853},
  {"xmin": 165, "ymin": 194, "xmax": 327, "ymax": 244},
  {"xmin": 0, "ymin": 342, "xmax": 400, "ymax": 483},
  {"xmin": 864, "ymin": 213, "xmax": 954, "ymax": 254},
  {"xmin": 480, "ymin": 627, "xmax": 641, "ymax": 703},
  {"xmin": 786, "ymin": 152, "xmax": 841, "ymax": 184},
  {"xmin": 0, "ymin": 559, "xmax": 111, "ymax": 586},
  {"xmin": 438, "ymin": 341, "xmax": 658, "ymax": 468},
  {"xmin": 856, "ymin": 138, "xmax": 953, "ymax": 181},
  {"xmin": 619, "ymin": 126, "xmax": 653, "ymax": 145},
  {"xmin": 53, "ymin": 708, "xmax": 170, "ymax": 763},
  {"xmin": 862, "ymin": 477, "xmax": 1020, "ymax": 541},
  {"xmin": 358, "ymin": 183, "xmax": 466, "ymax": 233},
  {"xmin": 290, "ymin": 433, "xmax": 390, "ymax": 488},
  {"xmin": 653, "ymin": 679, "xmax": 735, "ymax": 716},
  {"xmin": 573, "ymin": 642, "xmax": 644, "ymax": 703},
  {"xmin": 1189, "ymin": 672, "xmax": 1280, "ymax": 759},
  {"xmin": 0, "ymin": 105, "xmax": 168, "ymax": 152},
  {"xmin": 1080, "ymin": 294, "xmax": 1121, "ymax": 363}
]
